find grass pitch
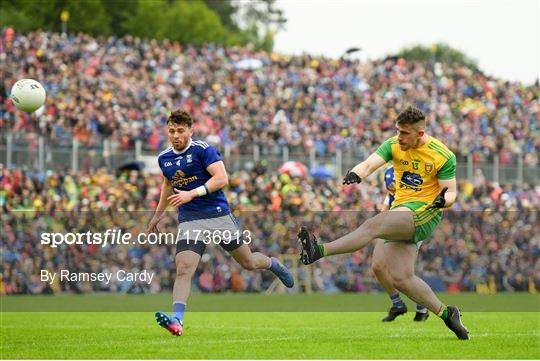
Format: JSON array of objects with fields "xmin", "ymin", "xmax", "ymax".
[{"xmin": 1, "ymin": 294, "xmax": 539, "ymax": 359}]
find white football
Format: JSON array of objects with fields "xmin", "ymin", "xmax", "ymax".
[{"xmin": 10, "ymin": 79, "xmax": 46, "ymax": 112}]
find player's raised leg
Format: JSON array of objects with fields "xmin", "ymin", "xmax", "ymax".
[
  {"xmin": 299, "ymin": 207, "xmax": 415, "ymax": 265},
  {"xmin": 156, "ymin": 249, "xmax": 201, "ymax": 336},
  {"xmin": 372, "ymin": 239, "xmax": 408, "ymax": 321},
  {"xmin": 228, "ymin": 244, "xmax": 294, "ymax": 288},
  {"xmin": 328, "ymin": 208, "xmax": 415, "ymax": 255},
  {"xmin": 384, "ymin": 242, "xmax": 468, "ymax": 339}
]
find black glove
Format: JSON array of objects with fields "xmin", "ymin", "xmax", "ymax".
[
  {"xmin": 343, "ymin": 171, "xmax": 362, "ymax": 185},
  {"xmin": 426, "ymin": 187, "xmax": 448, "ymax": 209}
]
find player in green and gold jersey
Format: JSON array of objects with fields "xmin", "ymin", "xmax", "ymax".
[{"xmin": 298, "ymin": 105, "xmax": 469, "ymax": 340}]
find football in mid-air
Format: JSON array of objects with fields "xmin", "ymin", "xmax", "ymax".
[{"xmin": 10, "ymin": 79, "xmax": 46, "ymax": 112}]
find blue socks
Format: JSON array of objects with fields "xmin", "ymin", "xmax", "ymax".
[
  {"xmin": 269, "ymin": 258, "xmax": 279, "ymax": 271},
  {"xmin": 173, "ymin": 302, "xmax": 186, "ymax": 323},
  {"xmin": 390, "ymin": 292, "xmax": 406, "ymax": 308},
  {"xmin": 390, "ymin": 293, "xmax": 428, "ymax": 312}
]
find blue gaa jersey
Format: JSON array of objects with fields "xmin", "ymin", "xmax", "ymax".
[
  {"xmin": 158, "ymin": 139, "xmax": 230, "ymax": 222},
  {"xmin": 384, "ymin": 166, "xmax": 396, "ymax": 208}
]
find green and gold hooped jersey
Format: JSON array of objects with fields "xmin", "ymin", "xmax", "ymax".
[{"xmin": 375, "ymin": 136, "xmax": 456, "ymax": 206}]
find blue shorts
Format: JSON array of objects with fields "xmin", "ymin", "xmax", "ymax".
[{"xmin": 175, "ymin": 214, "xmax": 243, "ymax": 255}]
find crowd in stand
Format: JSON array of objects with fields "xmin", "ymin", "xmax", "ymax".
[
  {"xmin": 1, "ymin": 28, "xmax": 538, "ymax": 295},
  {"xmin": 1, "ymin": 29, "xmax": 539, "ymax": 165},
  {"xmin": 1, "ymin": 165, "xmax": 538, "ymax": 295}
]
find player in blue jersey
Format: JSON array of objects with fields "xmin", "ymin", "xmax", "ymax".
[
  {"xmin": 148, "ymin": 109, "xmax": 294, "ymax": 336},
  {"xmin": 372, "ymin": 166, "xmax": 429, "ymax": 322}
]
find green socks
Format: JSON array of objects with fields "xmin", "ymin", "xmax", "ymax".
[{"xmin": 437, "ymin": 305, "xmax": 449, "ymax": 321}]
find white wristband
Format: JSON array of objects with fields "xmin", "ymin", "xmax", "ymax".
[{"xmin": 195, "ymin": 185, "xmax": 208, "ymax": 197}]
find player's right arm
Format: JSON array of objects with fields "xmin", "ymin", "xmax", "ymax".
[
  {"xmin": 344, "ymin": 153, "xmax": 386, "ymax": 184},
  {"xmin": 147, "ymin": 177, "xmax": 173, "ymax": 233},
  {"xmin": 350, "ymin": 153, "xmax": 387, "ymax": 179},
  {"xmin": 344, "ymin": 138, "xmax": 393, "ymax": 184}
]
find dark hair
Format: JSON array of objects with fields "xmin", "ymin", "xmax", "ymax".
[
  {"xmin": 396, "ymin": 105, "xmax": 425, "ymax": 125},
  {"xmin": 167, "ymin": 109, "xmax": 193, "ymax": 127}
]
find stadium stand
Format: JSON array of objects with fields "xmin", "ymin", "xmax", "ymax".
[
  {"xmin": 1, "ymin": 29, "xmax": 538, "ymax": 295},
  {"xmin": 1, "ymin": 30, "xmax": 538, "ymax": 165}
]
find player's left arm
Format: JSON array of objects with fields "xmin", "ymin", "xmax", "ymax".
[
  {"xmin": 168, "ymin": 147, "xmax": 228, "ymax": 207},
  {"xmin": 202, "ymin": 160, "xmax": 229, "ymax": 192},
  {"xmin": 428, "ymin": 153, "xmax": 458, "ymax": 209},
  {"xmin": 436, "ymin": 178, "xmax": 457, "ymax": 208}
]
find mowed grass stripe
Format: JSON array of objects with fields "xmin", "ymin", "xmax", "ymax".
[
  {"xmin": 2, "ymin": 310, "xmax": 539, "ymax": 359},
  {"xmin": 3, "ymin": 292, "xmax": 538, "ymax": 312}
]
